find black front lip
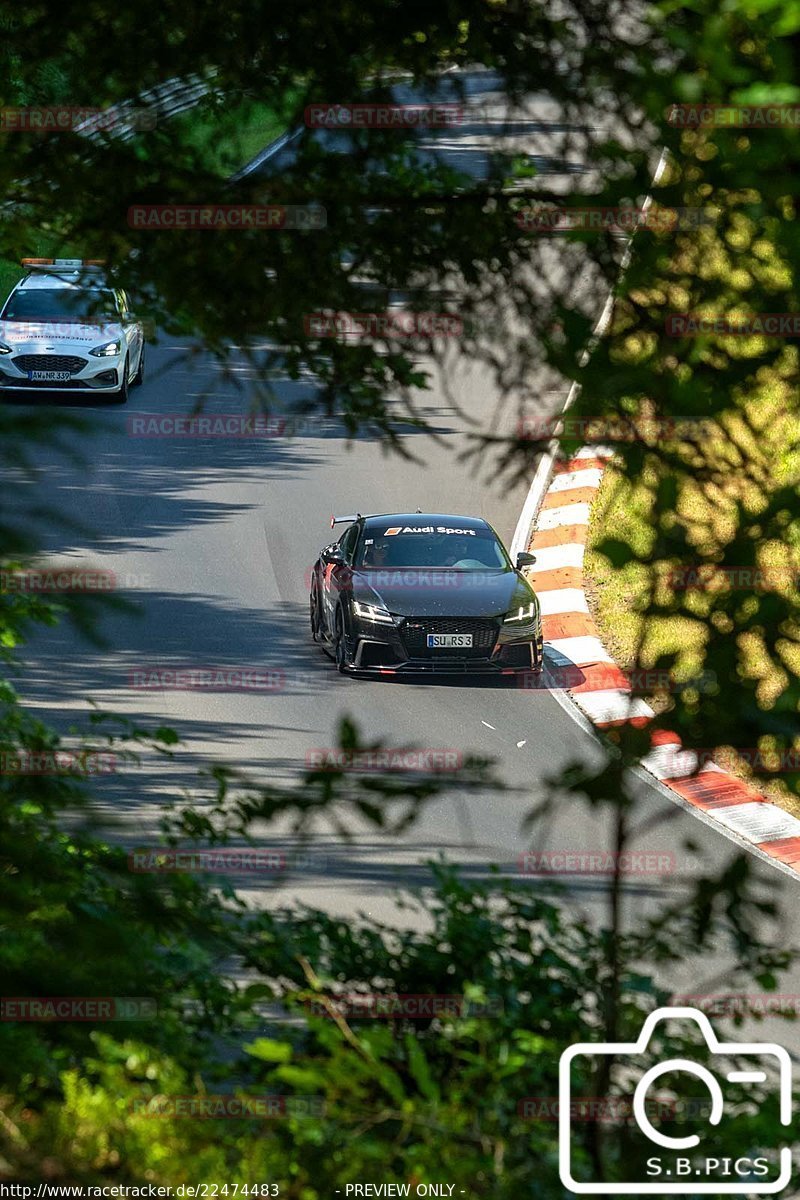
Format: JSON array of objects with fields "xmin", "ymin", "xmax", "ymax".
[{"xmin": 348, "ymin": 659, "xmax": 533, "ymax": 675}]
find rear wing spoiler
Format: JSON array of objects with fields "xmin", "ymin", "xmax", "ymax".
[
  {"xmin": 330, "ymin": 513, "xmax": 363, "ymax": 529},
  {"xmin": 330, "ymin": 510, "xmax": 420, "ymax": 529}
]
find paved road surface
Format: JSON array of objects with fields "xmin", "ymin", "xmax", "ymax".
[{"xmin": 5, "ymin": 75, "xmax": 799, "ymax": 1051}]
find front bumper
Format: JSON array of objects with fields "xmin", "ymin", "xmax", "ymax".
[
  {"xmin": 0, "ymin": 358, "xmax": 124, "ymax": 393},
  {"xmin": 347, "ymin": 615, "xmax": 544, "ymax": 676}
]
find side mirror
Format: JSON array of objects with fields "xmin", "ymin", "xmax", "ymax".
[
  {"xmin": 516, "ymin": 551, "xmax": 537, "ymax": 569},
  {"xmin": 322, "ymin": 546, "xmax": 345, "ymax": 565}
]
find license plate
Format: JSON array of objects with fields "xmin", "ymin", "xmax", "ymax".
[
  {"xmin": 29, "ymin": 370, "xmax": 71, "ymax": 382},
  {"xmin": 427, "ymin": 633, "xmax": 473, "ymax": 648}
]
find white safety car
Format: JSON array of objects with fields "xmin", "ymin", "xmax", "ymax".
[{"xmin": 0, "ymin": 259, "xmax": 145, "ymax": 403}]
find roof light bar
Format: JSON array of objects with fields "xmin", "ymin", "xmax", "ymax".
[{"xmin": 21, "ymin": 257, "xmax": 106, "ymax": 270}]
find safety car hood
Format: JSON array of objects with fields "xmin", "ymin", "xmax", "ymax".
[{"xmin": 0, "ymin": 319, "xmax": 122, "ymax": 350}]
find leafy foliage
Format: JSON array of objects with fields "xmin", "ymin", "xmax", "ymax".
[{"xmin": 1, "ymin": 0, "xmax": 799, "ymax": 1189}]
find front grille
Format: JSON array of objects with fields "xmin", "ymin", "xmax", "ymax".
[
  {"xmin": 12, "ymin": 354, "xmax": 87, "ymax": 375},
  {"xmin": 400, "ymin": 617, "xmax": 499, "ymax": 659}
]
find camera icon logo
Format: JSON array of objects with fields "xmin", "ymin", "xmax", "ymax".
[{"xmin": 559, "ymin": 1006, "xmax": 792, "ymax": 1194}]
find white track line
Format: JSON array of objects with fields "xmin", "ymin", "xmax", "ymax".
[
  {"xmin": 574, "ymin": 690, "xmax": 653, "ymax": 725},
  {"xmin": 546, "ymin": 635, "xmax": 615, "ymax": 665},
  {"xmin": 537, "ymin": 502, "xmax": 591, "ymax": 529},
  {"xmin": 538, "ymin": 589, "xmax": 590, "ymax": 616},
  {"xmin": 548, "ymin": 468, "xmax": 603, "ymax": 493},
  {"xmin": 530, "ymin": 543, "xmax": 585, "ymax": 572}
]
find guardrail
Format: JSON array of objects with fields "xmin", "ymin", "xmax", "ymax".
[{"xmin": 74, "ymin": 74, "xmax": 217, "ymax": 141}]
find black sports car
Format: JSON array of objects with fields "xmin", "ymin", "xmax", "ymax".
[{"xmin": 309, "ymin": 512, "xmax": 543, "ymax": 676}]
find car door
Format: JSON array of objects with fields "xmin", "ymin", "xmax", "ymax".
[
  {"xmin": 321, "ymin": 522, "xmax": 359, "ymax": 630},
  {"xmin": 117, "ymin": 289, "xmax": 140, "ymax": 372}
]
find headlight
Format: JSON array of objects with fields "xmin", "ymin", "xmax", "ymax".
[
  {"xmin": 504, "ymin": 601, "xmax": 537, "ymax": 624},
  {"xmin": 352, "ymin": 600, "xmax": 395, "ymax": 625},
  {"xmin": 89, "ymin": 340, "xmax": 121, "ymax": 357},
  {"xmin": 0, "ymin": 342, "xmax": 11, "ymax": 355}
]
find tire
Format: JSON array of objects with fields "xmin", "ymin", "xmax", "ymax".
[
  {"xmin": 109, "ymin": 357, "xmax": 130, "ymax": 405},
  {"xmin": 132, "ymin": 343, "xmax": 145, "ymax": 387},
  {"xmin": 310, "ymin": 577, "xmax": 322, "ymax": 642},
  {"xmin": 333, "ymin": 607, "xmax": 348, "ymax": 674}
]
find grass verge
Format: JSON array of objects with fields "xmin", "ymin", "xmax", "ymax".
[
  {"xmin": 170, "ymin": 92, "xmax": 299, "ymax": 177},
  {"xmin": 0, "ymin": 95, "xmax": 295, "ymax": 302},
  {"xmin": 585, "ymin": 225, "xmax": 800, "ymax": 816}
]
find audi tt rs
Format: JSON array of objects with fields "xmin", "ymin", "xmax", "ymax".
[{"xmin": 309, "ymin": 512, "xmax": 543, "ymax": 677}]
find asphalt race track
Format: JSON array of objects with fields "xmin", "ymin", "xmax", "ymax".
[{"xmin": 6, "ymin": 76, "xmax": 800, "ymax": 1052}]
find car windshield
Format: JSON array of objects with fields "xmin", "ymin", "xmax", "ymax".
[
  {"xmin": 356, "ymin": 524, "xmax": 509, "ymax": 569},
  {"xmin": 0, "ymin": 288, "xmax": 119, "ymax": 323}
]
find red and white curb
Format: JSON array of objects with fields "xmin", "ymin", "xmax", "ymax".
[{"xmin": 523, "ymin": 445, "xmax": 800, "ymax": 876}]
